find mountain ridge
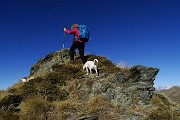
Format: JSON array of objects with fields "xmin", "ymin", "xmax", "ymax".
[{"xmin": 0, "ymin": 49, "xmax": 179, "ymax": 120}]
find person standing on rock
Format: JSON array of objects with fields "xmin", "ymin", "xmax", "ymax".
[{"xmin": 64, "ymin": 24, "xmax": 87, "ymax": 64}]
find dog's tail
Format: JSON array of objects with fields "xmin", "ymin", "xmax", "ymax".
[{"xmin": 94, "ymin": 59, "xmax": 98, "ymax": 66}]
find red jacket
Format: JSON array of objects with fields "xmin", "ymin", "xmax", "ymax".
[{"xmin": 65, "ymin": 28, "xmax": 82, "ymax": 42}]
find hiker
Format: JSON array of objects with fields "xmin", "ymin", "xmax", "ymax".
[{"xmin": 64, "ymin": 24, "xmax": 87, "ymax": 64}]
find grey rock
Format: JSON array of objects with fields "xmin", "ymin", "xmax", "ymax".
[{"xmin": 78, "ymin": 115, "xmax": 99, "ymax": 120}]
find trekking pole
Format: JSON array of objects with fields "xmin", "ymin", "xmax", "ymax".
[
  {"xmin": 63, "ymin": 26, "xmax": 67, "ymax": 49},
  {"xmin": 63, "ymin": 32, "xmax": 65, "ymax": 49}
]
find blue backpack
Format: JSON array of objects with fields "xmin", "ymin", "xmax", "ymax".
[{"xmin": 77, "ymin": 25, "xmax": 90, "ymax": 42}]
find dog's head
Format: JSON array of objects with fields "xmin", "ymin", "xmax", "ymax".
[
  {"xmin": 94, "ymin": 59, "xmax": 98, "ymax": 66},
  {"xmin": 21, "ymin": 77, "xmax": 27, "ymax": 82}
]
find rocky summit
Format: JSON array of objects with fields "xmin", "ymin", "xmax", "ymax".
[{"xmin": 0, "ymin": 49, "xmax": 179, "ymax": 120}]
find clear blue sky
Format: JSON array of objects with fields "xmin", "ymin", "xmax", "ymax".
[{"xmin": 0, "ymin": 0, "xmax": 180, "ymax": 90}]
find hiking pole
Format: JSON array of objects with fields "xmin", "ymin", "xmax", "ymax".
[
  {"xmin": 63, "ymin": 32, "xmax": 65, "ymax": 49},
  {"xmin": 63, "ymin": 26, "xmax": 67, "ymax": 49}
]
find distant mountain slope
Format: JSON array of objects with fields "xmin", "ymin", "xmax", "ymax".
[
  {"xmin": 156, "ymin": 86, "xmax": 172, "ymax": 91},
  {"xmin": 159, "ymin": 86, "xmax": 180, "ymax": 104}
]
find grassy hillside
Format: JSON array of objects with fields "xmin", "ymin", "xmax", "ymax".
[{"xmin": 159, "ymin": 86, "xmax": 180, "ymax": 104}]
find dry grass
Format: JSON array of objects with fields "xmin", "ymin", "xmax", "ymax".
[
  {"xmin": 7, "ymin": 82, "xmax": 24, "ymax": 95},
  {"xmin": 16, "ymin": 92, "xmax": 179, "ymax": 120},
  {"xmin": 119, "ymin": 67, "xmax": 131, "ymax": 77},
  {"xmin": 20, "ymin": 96, "xmax": 51, "ymax": 120},
  {"xmin": 77, "ymin": 95, "xmax": 129, "ymax": 120},
  {"xmin": 85, "ymin": 96, "xmax": 105, "ymax": 113},
  {"xmin": 144, "ymin": 92, "xmax": 177, "ymax": 120},
  {"xmin": 20, "ymin": 96, "xmax": 83, "ymax": 120},
  {"xmin": 51, "ymin": 63, "xmax": 84, "ymax": 79},
  {"xmin": 20, "ymin": 76, "xmax": 69, "ymax": 101},
  {"xmin": 0, "ymin": 90, "xmax": 8, "ymax": 100},
  {"xmin": 49, "ymin": 100, "xmax": 82, "ymax": 120},
  {"xmin": 0, "ymin": 109, "xmax": 20, "ymax": 120}
]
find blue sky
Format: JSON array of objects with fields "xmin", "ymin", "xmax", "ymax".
[{"xmin": 0, "ymin": 0, "xmax": 180, "ymax": 90}]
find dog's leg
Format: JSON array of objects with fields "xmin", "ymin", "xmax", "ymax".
[
  {"xmin": 90, "ymin": 68, "xmax": 92, "ymax": 74},
  {"xmin": 94, "ymin": 66, "xmax": 98, "ymax": 76},
  {"xmin": 86, "ymin": 67, "xmax": 89, "ymax": 75}
]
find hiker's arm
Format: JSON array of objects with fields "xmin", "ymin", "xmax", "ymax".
[{"xmin": 64, "ymin": 28, "xmax": 76, "ymax": 34}]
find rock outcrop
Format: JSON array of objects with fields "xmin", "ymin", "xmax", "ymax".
[
  {"xmin": 66, "ymin": 65, "xmax": 159, "ymax": 107},
  {"xmin": 30, "ymin": 49, "xmax": 70, "ymax": 77},
  {"xmin": 29, "ymin": 49, "xmax": 159, "ymax": 106}
]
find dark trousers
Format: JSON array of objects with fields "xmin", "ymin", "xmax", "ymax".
[{"xmin": 70, "ymin": 41, "xmax": 87, "ymax": 64}]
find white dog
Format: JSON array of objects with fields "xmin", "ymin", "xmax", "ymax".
[
  {"xmin": 83, "ymin": 59, "xmax": 99, "ymax": 76},
  {"xmin": 21, "ymin": 76, "xmax": 34, "ymax": 82}
]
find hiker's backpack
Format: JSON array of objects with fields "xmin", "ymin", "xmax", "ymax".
[{"xmin": 78, "ymin": 25, "xmax": 90, "ymax": 42}]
